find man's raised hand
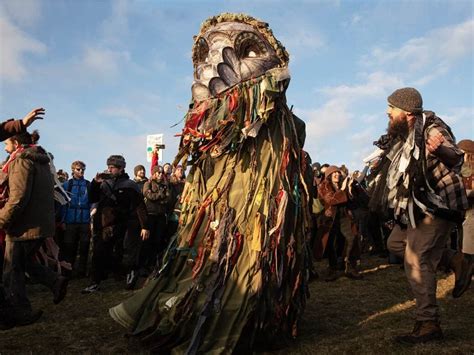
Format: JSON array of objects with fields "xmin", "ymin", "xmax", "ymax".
[{"xmin": 22, "ymin": 107, "xmax": 45, "ymax": 127}]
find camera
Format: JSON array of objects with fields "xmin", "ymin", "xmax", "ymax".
[
  {"xmin": 97, "ymin": 172, "xmax": 113, "ymax": 180},
  {"xmin": 155, "ymin": 144, "xmax": 166, "ymax": 149}
]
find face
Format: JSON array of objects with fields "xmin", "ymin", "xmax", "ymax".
[
  {"xmin": 73, "ymin": 165, "xmax": 85, "ymax": 179},
  {"xmin": 4, "ymin": 139, "xmax": 18, "ymax": 154},
  {"xmin": 154, "ymin": 169, "xmax": 164, "ymax": 181},
  {"xmin": 175, "ymin": 166, "xmax": 183, "ymax": 178},
  {"xmin": 136, "ymin": 169, "xmax": 145, "ymax": 179},
  {"xmin": 163, "ymin": 164, "xmax": 171, "ymax": 175},
  {"xmin": 386, "ymin": 104, "xmax": 410, "ymax": 137},
  {"xmin": 191, "ymin": 21, "xmax": 281, "ymax": 100},
  {"xmin": 108, "ymin": 165, "xmax": 123, "ymax": 177},
  {"xmin": 330, "ymin": 171, "xmax": 341, "ymax": 186}
]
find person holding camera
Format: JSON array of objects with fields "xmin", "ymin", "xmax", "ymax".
[
  {"xmin": 142, "ymin": 165, "xmax": 171, "ymax": 270},
  {"xmin": 82, "ymin": 155, "xmax": 148, "ymax": 293}
]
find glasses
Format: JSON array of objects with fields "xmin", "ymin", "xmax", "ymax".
[{"xmin": 75, "ymin": 168, "xmax": 85, "ymax": 172}]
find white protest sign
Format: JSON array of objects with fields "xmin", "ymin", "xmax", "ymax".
[{"xmin": 146, "ymin": 134, "xmax": 164, "ymax": 163}]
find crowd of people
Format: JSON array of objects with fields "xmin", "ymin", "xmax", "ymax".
[{"xmin": 0, "ymin": 87, "xmax": 472, "ymax": 348}]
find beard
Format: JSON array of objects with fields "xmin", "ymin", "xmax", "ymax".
[{"xmin": 387, "ymin": 117, "xmax": 409, "ymax": 138}]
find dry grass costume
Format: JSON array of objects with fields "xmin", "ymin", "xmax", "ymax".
[{"xmin": 110, "ymin": 13, "xmax": 311, "ymax": 353}]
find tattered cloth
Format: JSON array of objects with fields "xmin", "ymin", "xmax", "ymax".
[{"xmin": 110, "ymin": 68, "xmax": 311, "ymax": 353}]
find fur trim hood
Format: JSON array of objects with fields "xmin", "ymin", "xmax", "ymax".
[{"xmin": 18, "ymin": 146, "xmax": 50, "ymax": 165}]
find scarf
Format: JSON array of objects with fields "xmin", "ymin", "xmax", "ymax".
[
  {"xmin": 174, "ymin": 68, "xmax": 291, "ymax": 169},
  {"xmin": 368, "ymin": 113, "xmax": 453, "ymax": 227}
]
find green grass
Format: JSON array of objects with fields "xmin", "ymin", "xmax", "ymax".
[{"xmin": 1, "ymin": 256, "xmax": 473, "ymax": 354}]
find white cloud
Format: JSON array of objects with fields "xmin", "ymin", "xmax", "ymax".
[
  {"xmin": 97, "ymin": 91, "xmax": 161, "ymax": 126},
  {"xmin": 81, "ymin": 46, "xmax": 131, "ymax": 77},
  {"xmin": 300, "ymin": 71, "xmax": 403, "ymax": 138},
  {"xmin": 98, "ymin": 107, "xmax": 140, "ymax": 122},
  {"xmin": 0, "ymin": 14, "xmax": 46, "ymax": 82},
  {"xmin": 281, "ymin": 28, "xmax": 325, "ymax": 54},
  {"xmin": 350, "ymin": 127, "xmax": 376, "ymax": 145},
  {"xmin": 438, "ymin": 106, "xmax": 474, "ymax": 126},
  {"xmin": 297, "ymin": 99, "xmax": 352, "ymax": 140},
  {"xmin": 351, "ymin": 14, "xmax": 362, "ymax": 26},
  {"xmin": 362, "ymin": 19, "xmax": 473, "ymax": 84},
  {"xmin": 319, "ymin": 71, "xmax": 403, "ymax": 99},
  {"xmin": 100, "ymin": 0, "xmax": 130, "ymax": 46},
  {"xmin": 1, "ymin": 0, "xmax": 41, "ymax": 27}
]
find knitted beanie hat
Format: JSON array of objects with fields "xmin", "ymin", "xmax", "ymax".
[
  {"xmin": 106, "ymin": 155, "xmax": 126, "ymax": 168},
  {"xmin": 387, "ymin": 87, "xmax": 423, "ymax": 113},
  {"xmin": 134, "ymin": 164, "xmax": 145, "ymax": 176}
]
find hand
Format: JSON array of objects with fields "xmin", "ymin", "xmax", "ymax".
[
  {"xmin": 141, "ymin": 229, "xmax": 150, "ymax": 241},
  {"xmin": 22, "ymin": 107, "xmax": 45, "ymax": 127},
  {"xmin": 94, "ymin": 173, "xmax": 104, "ymax": 183},
  {"xmin": 341, "ymin": 176, "xmax": 350, "ymax": 191},
  {"xmin": 426, "ymin": 132, "xmax": 445, "ymax": 153}
]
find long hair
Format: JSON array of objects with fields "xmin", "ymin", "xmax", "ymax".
[{"xmin": 10, "ymin": 129, "xmax": 40, "ymax": 146}]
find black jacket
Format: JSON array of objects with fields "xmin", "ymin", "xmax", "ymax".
[
  {"xmin": 89, "ymin": 173, "xmax": 147, "ymax": 231},
  {"xmin": 143, "ymin": 179, "xmax": 171, "ymax": 215}
]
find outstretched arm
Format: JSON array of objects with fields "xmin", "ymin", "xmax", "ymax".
[{"xmin": 22, "ymin": 107, "xmax": 45, "ymax": 128}]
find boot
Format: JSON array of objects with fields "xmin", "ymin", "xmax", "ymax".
[
  {"xmin": 52, "ymin": 276, "xmax": 69, "ymax": 304},
  {"xmin": 125, "ymin": 270, "xmax": 139, "ymax": 290},
  {"xmin": 394, "ymin": 320, "xmax": 443, "ymax": 344},
  {"xmin": 451, "ymin": 253, "xmax": 473, "ymax": 298},
  {"xmin": 0, "ymin": 291, "xmax": 15, "ymax": 330},
  {"xmin": 344, "ymin": 261, "xmax": 363, "ymax": 280},
  {"xmin": 13, "ymin": 309, "xmax": 43, "ymax": 327},
  {"xmin": 324, "ymin": 267, "xmax": 339, "ymax": 282},
  {"xmin": 77, "ymin": 241, "xmax": 90, "ymax": 279}
]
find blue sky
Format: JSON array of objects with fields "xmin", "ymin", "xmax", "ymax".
[{"xmin": 1, "ymin": 0, "xmax": 473, "ymax": 179}]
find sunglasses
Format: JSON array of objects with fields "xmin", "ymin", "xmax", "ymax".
[{"xmin": 75, "ymin": 168, "xmax": 85, "ymax": 172}]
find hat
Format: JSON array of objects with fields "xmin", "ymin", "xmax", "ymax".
[
  {"xmin": 106, "ymin": 155, "xmax": 126, "ymax": 168},
  {"xmin": 324, "ymin": 165, "xmax": 341, "ymax": 178},
  {"xmin": 387, "ymin": 87, "xmax": 423, "ymax": 113},
  {"xmin": 134, "ymin": 164, "xmax": 145, "ymax": 176},
  {"xmin": 151, "ymin": 165, "xmax": 162, "ymax": 175},
  {"xmin": 458, "ymin": 139, "xmax": 474, "ymax": 153}
]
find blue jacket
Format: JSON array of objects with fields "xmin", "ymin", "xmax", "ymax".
[{"xmin": 63, "ymin": 178, "xmax": 91, "ymax": 224}]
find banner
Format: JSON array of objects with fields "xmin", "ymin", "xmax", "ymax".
[{"xmin": 146, "ymin": 134, "xmax": 164, "ymax": 163}]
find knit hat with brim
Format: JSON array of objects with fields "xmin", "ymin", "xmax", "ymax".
[
  {"xmin": 388, "ymin": 87, "xmax": 423, "ymax": 113},
  {"xmin": 106, "ymin": 155, "xmax": 126, "ymax": 168},
  {"xmin": 324, "ymin": 165, "xmax": 341, "ymax": 178}
]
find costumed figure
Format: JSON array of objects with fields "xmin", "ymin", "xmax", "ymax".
[{"xmin": 110, "ymin": 13, "xmax": 311, "ymax": 353}]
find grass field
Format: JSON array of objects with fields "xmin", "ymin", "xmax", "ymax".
[{"xmin": 1, "ymin": 255, "xmax": 473, "ymax": 354}]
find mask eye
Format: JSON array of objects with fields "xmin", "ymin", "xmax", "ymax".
[
  {"xmin": 194, "ymin": 37, "xmax": 209, "ymax": 64},
  {"xmin": 235, "ymin": 32, "xmax": 267, "ymax": 59}
]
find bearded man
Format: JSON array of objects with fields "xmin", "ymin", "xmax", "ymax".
[{"xmin": 367, "ymin": 87, "xmax": 468, "ymax": 344}]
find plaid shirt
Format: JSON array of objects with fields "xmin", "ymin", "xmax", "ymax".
[{"xmin": 424, "ymin": 112, "xmax": 468, "ymax": 212}]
